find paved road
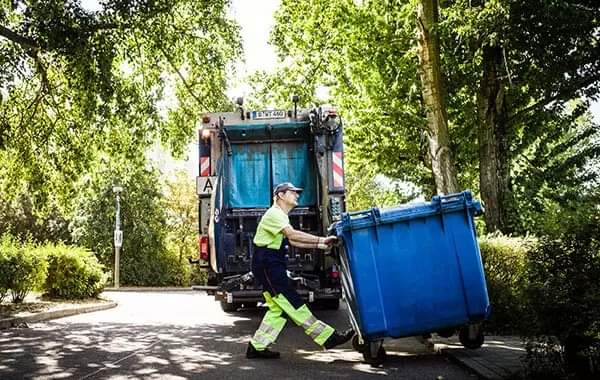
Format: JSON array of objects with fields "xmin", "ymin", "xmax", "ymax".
[{"xmin": 0, "ymin": 291, "xmax": 477, "ymax": 379}]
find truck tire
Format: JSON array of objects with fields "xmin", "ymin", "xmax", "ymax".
[{"xmin": 220, "ymin": 301, "xmax": 241, "ymax": 313}]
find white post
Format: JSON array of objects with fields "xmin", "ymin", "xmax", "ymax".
[{"xmin": 113, "ymin": 186, "xmax": 123, "ymax": 288}]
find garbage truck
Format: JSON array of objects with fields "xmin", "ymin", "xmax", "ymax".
[{"xmin": 192, "ymin": 98, "xmax": 346, "ymax": 312}]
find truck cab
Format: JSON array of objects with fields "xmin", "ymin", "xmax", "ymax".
[{"xmin": 194, "ymin": 101, "xmax": 346, "ymax": 312}]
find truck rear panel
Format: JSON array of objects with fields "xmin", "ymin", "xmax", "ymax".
[{"xmin": 195, "ymin": 107, "xmax": 346, "ymax": 308}]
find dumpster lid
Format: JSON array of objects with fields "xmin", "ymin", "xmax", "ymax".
[{"xmin": 332, "ymin": 190, "xmax": 482, "ymax": 235}]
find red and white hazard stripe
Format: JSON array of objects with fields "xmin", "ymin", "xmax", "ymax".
[
  {"xmin": 200, "ymin": 156, "xmax": 210, "ymax": 177},
  {"xmin": 332, "ymin": 151, "xmax": 344, "ymax": 188}
]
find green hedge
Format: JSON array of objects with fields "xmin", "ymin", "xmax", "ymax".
[
  {"xmin": 478, "ymin": 233, "xmax": 536, "ymax": 335},
  {"xmin": 479, "ymin": 227, "xmax": 600, "ymax": 378},
  {"xmin": 43, "ymin": 244, "xmax": 107, "ymax": 299},
  {"xmin": 0, "ymin": 234, "xmax": 47, "ymax": 303},
  {"xmin": 524, "ymin": 222, "xmax": 600, "ymax": 342}
]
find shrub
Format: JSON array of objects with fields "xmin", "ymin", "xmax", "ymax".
[
  {"xmin": 520, "ymin": 214, "xmax": 600, "ymax": 378},
  {"xmin": 44, "ymin": 244, "xmax": 107, "ymax": 299},
  {"xmin": 0, "ymin": 248, "xmax": 7, "ymax": 302},
  {"xmin": 524, "ymin": 220, "xmax": 600, "ymax": 341},
  {"xmin": 0, "ymin": 234, "xmax": 47, "ymax": 303},
  {"xmin": 522, "ymin": 336, "xmax": 567, "ymax": 380},
  {"xmin": 189, "ymin": 266, "xmax": 208, "ymax": 286},
  {"xmin": 478, "ymin": 233, "xmax": 536, "ymax": 335},
  {"xmin": 159, "ymin": 249, "xmax": 191, "ymax": 287}
]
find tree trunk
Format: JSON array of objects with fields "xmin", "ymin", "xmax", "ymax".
[
  {"xmin": 478, "ymin": 46, "xmax": 511, "ymax": 233},
  {"xmin": 415, "ymin": 0, "xmax": 460, "ymax": 195}
]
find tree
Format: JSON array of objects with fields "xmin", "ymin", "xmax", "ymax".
[
  {"xmin": 259, "ymin": 0, "xmax": 600, "ymax": 234},
  {"xmin": 0, "ymin": 0, "xmax": 241, "ymax": 214},
  {"xmin": 345, "ymin": 165, "xmax": 421, "ymax": 211},
  {"xmin": 263, "ymin": 0, "xmax": 441, "ymax": 197},
  {"xmin": 443, "ymin": 0, "xmax": 600, "ymax": 232},
  {"xmin": 0, "ymin": 193, "xmax": 71, "ymax": 243},
  {"xmin": 70, "ymin": 155, "xmax": 185, "ymax": 286},
  {"xmin": 415, "ymin": 0, "xmax": 459, "ymax": 194},
  {"xmin": 164, "ymin": 170, "xmax": 198, "ymax": 263}
]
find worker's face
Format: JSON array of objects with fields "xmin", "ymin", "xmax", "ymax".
[{"xmin": 279, "ymin": 190, "xmax": 299, "ymax": 207}]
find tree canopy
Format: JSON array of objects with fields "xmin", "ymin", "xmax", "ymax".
[
  {"xmin": 249, "ymin": 0, "xmax": 600, "ymax": 233},
  {"xmin": 0, "ymin": 0, "xmax": 241, "ymax": 212}
]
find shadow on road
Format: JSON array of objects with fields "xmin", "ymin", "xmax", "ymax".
[{"xmin": 0, "ymin": 299, "xmax": 473, "ymax": 380}]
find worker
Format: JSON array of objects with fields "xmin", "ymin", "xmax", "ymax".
[{"xmin": 246, "ymin": 182, "xmax": 353, "ymax": 359}]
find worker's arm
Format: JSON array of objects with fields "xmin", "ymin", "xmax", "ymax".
[
  {"xmin": 285, "ymin": 240, "xmax": 323, "ymax": 249},
  {"xmin": 282, "ymin": 226, "xmax": 337, "ymax": 249}
]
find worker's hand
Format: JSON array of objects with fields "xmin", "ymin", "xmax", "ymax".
[
  {"xmin": 317, "ymin": 236, "xmax": 337, "ymax": 250},
  {"xmin": 323, "ymin": 236, "xmax": 338, "ymax": 246}
]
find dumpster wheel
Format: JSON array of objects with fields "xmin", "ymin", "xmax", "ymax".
[
  {"xmin": 352, "ymin": 334, "xmax": 365, "ymax": 352},
  {"xmin": 458, "ymin": 324, "xmax": 484, "ymax": 349},
  {"xmin": 362, "ymin": 340, "xmax": 387, "ymax": 365}
]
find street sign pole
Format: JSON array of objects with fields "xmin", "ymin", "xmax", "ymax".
[
  {"xmin": 113, "ymin": 186, "xmax": 123, "ymax": 288},
  {"xmin": 114, "ymin": 244, "xmax": 120, "ymax": 289},
  {"xmin": 114, "ymin": 229, "xmax": 123, "ymax": 288}
]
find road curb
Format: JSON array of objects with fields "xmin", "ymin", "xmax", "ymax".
[
  {"xmin": 0, "ymin": 301, "xmax": 118, "ymax": 329},
  {"xmin": 435, "ymin": 344, "xmax": 522, "ymax": 380},
  {"xmin": 103, "ymin": 287, "xmax": 194, "ymax": 292}
]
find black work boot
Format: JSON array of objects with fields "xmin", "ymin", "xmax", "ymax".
[
  {"xmin": 323, "ymin": 328, "xmax": 354, "ymax": 349},
  {"xmin": 246, "ymin": 342, "xmax": 281, "ymax": 359}
]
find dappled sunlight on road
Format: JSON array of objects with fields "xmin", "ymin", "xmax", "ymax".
[
  {"xmin": 296, "ymin": 348, "xmax": 363, "ymax": 363},
  {"xmin": 1, "ymin": 292, "xmax": 475, "ymax": 379}
]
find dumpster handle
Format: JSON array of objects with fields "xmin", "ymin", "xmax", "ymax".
[
  {"xmin": 342, "ymin": 209, "xmax": 373, "ymax": 230},
  {"xmin": 433, "ymin": 195, "xmax": 446, "ymax": 232},
  {"xmin": 370, "ymin": 208, "xmax": 381, "ymax": 241}
]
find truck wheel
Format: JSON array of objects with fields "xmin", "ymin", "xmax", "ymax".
[
  {"xmin": 362, "ymin": 342, "xmax": 386, "ymax": 365},
  {"xmin": 220, "ymin": 301, "xmax": 241, "ymax": 313},
  {"xmin": 459, "ymin": 325, "xmax": 484, "ymax": 349}
]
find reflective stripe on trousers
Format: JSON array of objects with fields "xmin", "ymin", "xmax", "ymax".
[{"xmin": 250, "ymin": 292, "xmax": 335, "ymax": 350}]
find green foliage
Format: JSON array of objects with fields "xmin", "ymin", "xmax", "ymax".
[
  {"xmin": 161, "ymin": 170, "xmax": 199, "ymax": 287},
  {"xmin": 70, "ymin": 155, "xmax": 189, "ymax": 286},
  {"xmin": 0, "ymin": 193, "xmax": 71, "ymax": 243},
  {"xmin": 524, "ymin": 215, "xmax": 600, "ymax": 342},
  {"xmin": 0, "ymin": 0, "xmax": 242, "ymax": 215},
  {"xmin": 345, "ymin": 166, "xmax": 421, "ymax": 212},
  {"xmin": 0, "ymin": 238, "xmax": 7, "ymax": 303},
  {"xmin": 478, "ymin": 233, "xmax": 535, "ymax": 334},
  {"xmin": 0, "ymin": 234, "xmax": 47, "ymax": 303},
  {"xmin": 189, "ymin": 266, "xmax": 208, "ymax": 286},
  {"xmin": 156, "ymin": 249, "xmax": 191, "ymax": 287},
  {"xmin": 165, "ymin": 171, "xmax": 198, "ymax": 263},
  {"xmin": 511, "ymin": 109, "xmax": 600, "ymax": 235},
  {"xmin": 43, "ymin": 244, "xmax": 106, "ymax": 299},
  {"xmin": 254, "ymin": 0, "xmax": 600, "ymax": 235}
]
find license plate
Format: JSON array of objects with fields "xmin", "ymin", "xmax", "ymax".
[{"xmin": 251, "ymin": 110, "xmax": 287, "ymax": 120}]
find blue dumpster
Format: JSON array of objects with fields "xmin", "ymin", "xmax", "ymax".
[{"xmin": 332, "ymin": 191, "xmax": 490, "ymax": 363}]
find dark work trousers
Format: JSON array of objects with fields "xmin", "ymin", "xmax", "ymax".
[{"xmin": 252, "ymin": 242, "xmax": 304, "ymax": 309}]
